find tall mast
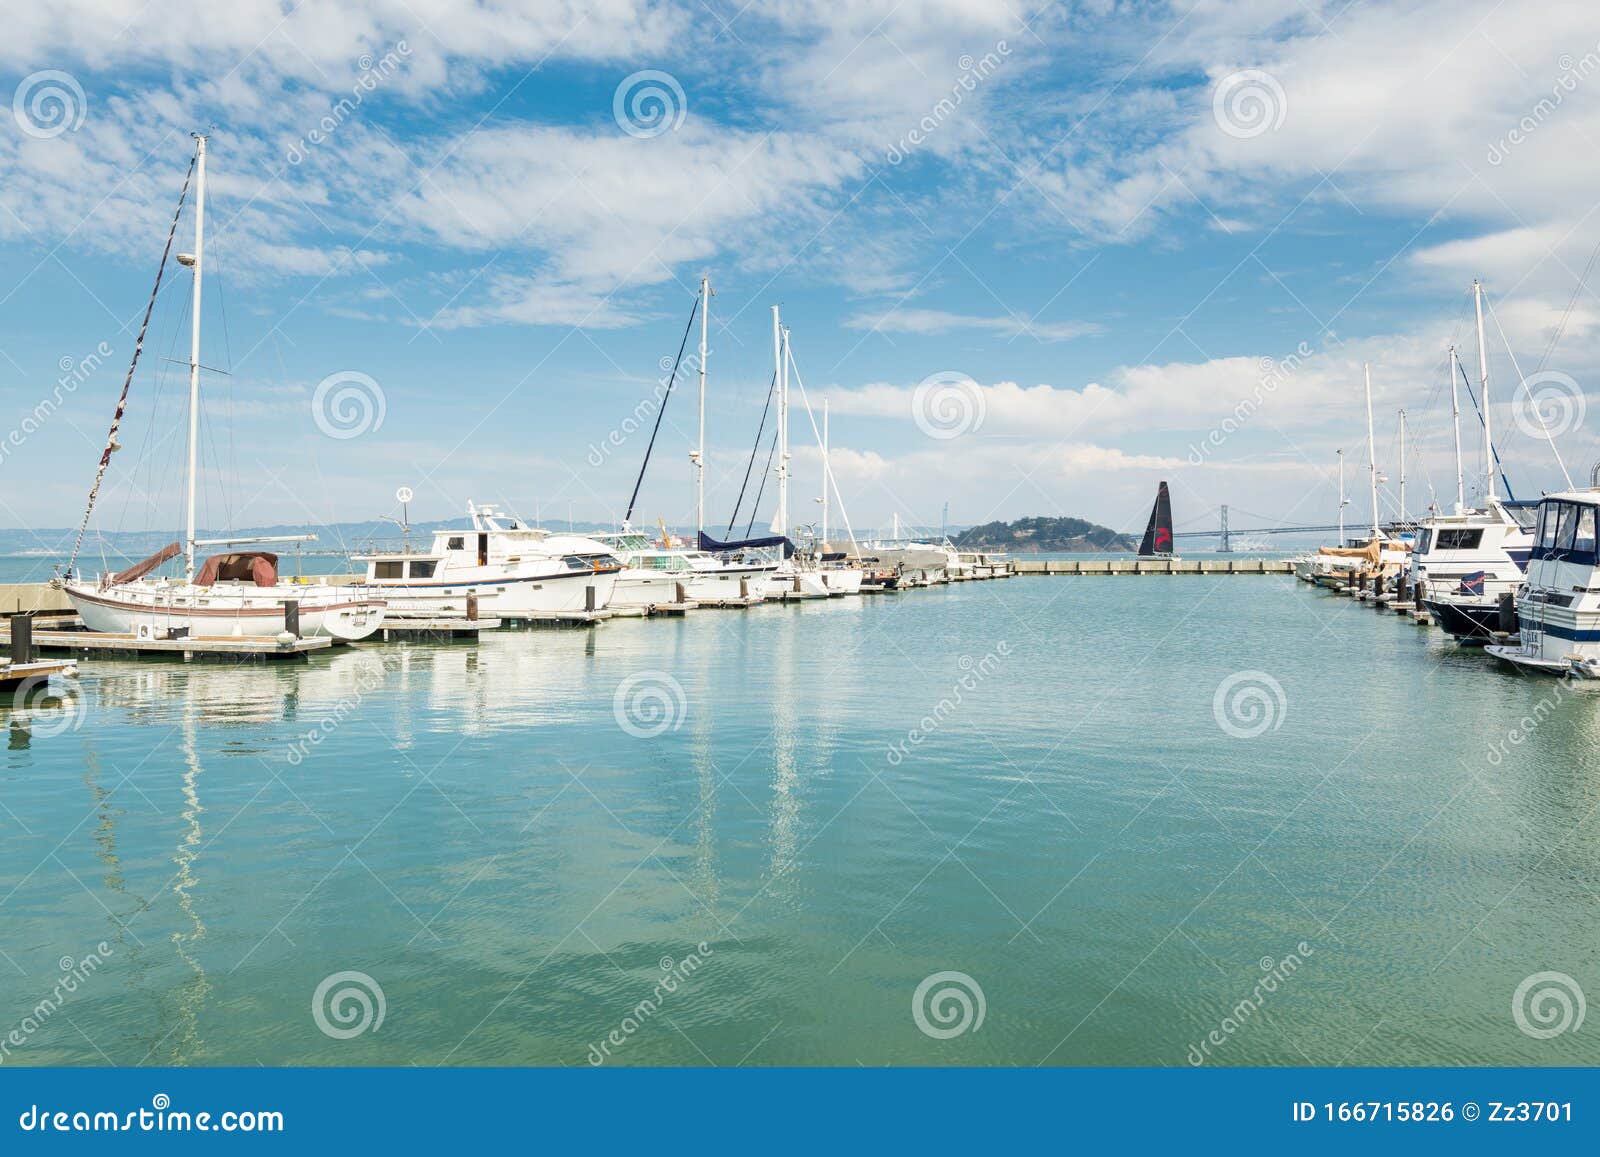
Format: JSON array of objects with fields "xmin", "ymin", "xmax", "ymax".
[
  {"xmin": 184, "ymin": 133, "xmax": 207, "ymax": 583},
  {"xmin": 778, "ymin": 326, "xmax": 791, "ymax": 537},
  {"xmin": 1448, "ymin": 346, "xmax": 1465, "ymax": 513},
  {"xmin": 1337, "ymin": 449, "xmax": 1347, "ymax": 541},
  {"xmin": 771, "ymin": 305, "xmax": 786, "ymax": 538},
  {"xmin": 1364, "ymin": 363, "xmax": 1380, "ymax": 539},
  {"xmin": 1397, "ymin": 408, "xmax": 1407, "ymax": 522},
  {"xmin": 820, "ymin": 398, "xmax": 830, "ymax": 546},
  {"xmin": 694, "ymin": 276, "xmax": 709, "ymax": 540},
  {"xmin": 1474, "ymin": 279, "xmax": 1494, "ymax": 502}
]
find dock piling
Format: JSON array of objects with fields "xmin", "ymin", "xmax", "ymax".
[{"xmin": 9, "ymin": 614, "xmax": 33, "ymax": 664}]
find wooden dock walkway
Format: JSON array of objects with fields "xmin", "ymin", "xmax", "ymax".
[{"xmin": 0, "ymin": 624, "xmax": 330, "ymax": 661}]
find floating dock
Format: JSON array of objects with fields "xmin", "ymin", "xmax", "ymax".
[
  {"xmin": 0, "ymin": 624, "xmax": 330, "ymax": 661},
  {"xmin": 0, "ymin": 658, "xmax": 79, "ymax": 689},
  {"xmin": 379, "ymin": 617, "xmax": 502, "ymax": 641},
  {"xmin": 1010, "ymin": 558, "xmax": 1294, "ymax": 575}
]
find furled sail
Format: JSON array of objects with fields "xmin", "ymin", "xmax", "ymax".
[
  {"xmin": 697, "ymin": 531, "xmax": 794, "ymax": 558},
  {"xmin": 1137, "ymin": 481, "xmax": 1174, "ymax": 556}
]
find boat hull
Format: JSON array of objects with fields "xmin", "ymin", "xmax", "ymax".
[
  {"xmin": 369, "ymin": 569, "xmax": 619, "ymax": 615},
  {"xmin": 1421, "ymin": 597, "xmax": 1504, "ymax": 642},
  {"xmin": 65, "ymin": 581, "xmax": 386, "ymax": 641}
]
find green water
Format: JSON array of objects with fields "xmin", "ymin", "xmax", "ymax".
[{"xmin": 1, "ymin": 576, "xmax": 1596, "ymax": 1067}]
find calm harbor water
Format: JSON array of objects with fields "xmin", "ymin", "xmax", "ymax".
[{"xmin": 2, "ymin": 574, "xmax": 1596, "ymax": 1067}]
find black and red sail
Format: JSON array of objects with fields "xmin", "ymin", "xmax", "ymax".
[{"xmin": 1138, "ymin": 481, "xmax": 1174, "ymax": 557}]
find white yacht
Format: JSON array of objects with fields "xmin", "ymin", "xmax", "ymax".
[
  {"xmin": 57, "ymin": 135, "xmax": 384, "ymax": 642},
  {"xmin": 1486, "ymin": 478, "xmax": 1600, "ymax": 675},
  {"xmin": 353, "ymin": 503, "xmax": 622, "ymax": 616},
  {"xmin": 1414, "ymin": 500, "xmax": 1534, "ymax": 640},
  {"xmin": 593, "ymin": 531, "xmax": 774, "ymax": 606}
]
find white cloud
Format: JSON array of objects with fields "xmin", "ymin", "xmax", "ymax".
[{"xmin": 846, "ymin": 307, "xmax": 1101, "ymax": 341}]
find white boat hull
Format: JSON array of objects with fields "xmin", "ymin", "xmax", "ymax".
[
  {"xmin": 370, "ymin": 570, "xmax": 619, "ymax": 616},
  {"xmin": 64, "ymin": 581, "xmax": 385, "ymax": 641}
]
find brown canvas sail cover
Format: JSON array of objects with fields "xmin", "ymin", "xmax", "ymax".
[
  {"xmin": 195, "ymin": 552, "xmax": 279, "ymax": 587},
  {"xmin": 110, "ymin": 541, "xmax": 182, "ymax": 585}
]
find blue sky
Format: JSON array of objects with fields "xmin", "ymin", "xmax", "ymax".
[{"xmin": 2, "ymin": 0, "xmax": 1599, "ymax": 545}]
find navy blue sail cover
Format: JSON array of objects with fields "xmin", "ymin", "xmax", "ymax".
[{"xmin": 698, "ymin": 531, "xmax": 795, "ymax": 558}]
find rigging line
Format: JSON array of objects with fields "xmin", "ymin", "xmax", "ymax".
[
  {"xmin": 1455, "ymin": 357, "xmax": 1516, "ymax": 500},
  {"xmin": 67, "ymin": 153, "xmax": 196, "ymax": 576},
  {"xmin": 1535, "ymin": 237, "xmax": 1600, "ymax": 374},
  {"xmin": 725, "ymin": 368, "xmax": 777, "ymax": 537},
  {"xmin": 1484, "ymin": 290, "xmax": 1574, "ymax": 489},
  {"xmin": 784, "ymin": 346, "xmax": 858, "ymax": 549},
  {"xmin": 744, "ymin": 423, "xmax": 781, "ymax": 540},
  {"xmin": 115, "ymin": 270, "xmax": 185, "ymax": 535},
  {"xmin": 209, "ymin": 228, "xmax": 238, "ymax": 520},
  {"xmin": 624, "ymin": 296, "xmax": 699, "ymax": 526}
]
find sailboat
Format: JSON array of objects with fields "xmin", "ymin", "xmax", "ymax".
[
  {"xmin": 1137, "ymin": 481, "xmax": 1175, "ymax": 558},
  {"xmin": 1306, "ymin": 364, "xmax": 1410, "ymax": 590},
  {"xmin": 55, "ymin": 135, "xmax": 385, "ymax": 641},
  {"xmin": 1415, "ymin": 287, "xmax": 1539, "ymax": 639}
]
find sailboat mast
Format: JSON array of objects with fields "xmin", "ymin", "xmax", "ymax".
[
  {"xmin": 184, "ymin": 133, "xmax": 207, "ymax": 583},
  {"xmin": 779, "ymin": 326, "xmax": 791, "ymax": 537},
  {"xmin": 820, "ymin": 399, "xmax": 829, "ymax": 546},
  {"xmin": 695, "ymin": 276, "xmax": 709, "ymax": 540},
  {"xmin": 1474, "ymin": 279, "xmax": 1495, "ymax": 502},
  {"xmin": 1397, "ymin": 408, "xmax": 1407, "ymax": 522},
  {"xmin": 1448, "ymin": 346, "xmax": 1465, "ymax": 513},
  {"xmin": 771, "ymin": 306, "xmax": 787, "ymax": 538},
  {"xmin": 1364, "ymin": 363, "xmax": 1380, "ymax": 539},
  {"xmin": 1337, "ymin": 449, "xmax": 1346, "ymax": 542}
]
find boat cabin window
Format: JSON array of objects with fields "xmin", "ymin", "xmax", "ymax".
[
  {"xmin": 375, "ymin": 561, "xmax": 403, "ymax": 579},
  {"xmin": 1556, "ymin": 503, "xmax": 1579, "ymax": 551},
  {"xmin": 447, "ymin": 536, "xmax": 465, "ymax": 551},
  {"xmin": 1579, "ymin": 507, "xmax": 1598, "ymax": 553},
  {"xmin": 1539, "ymin": 504, "xmax": 1559, "ymax": 548},
  {"xmin": 1434, "ymin": 529, "xmax": 1482, "ymax": 550},
  {"xmin": 409, "ymin": 560, "xmax": 437, "ymax": 579},
  {"xmin": 1414, "ymin": 528, "xmax": 1432, "ymax": 554}
]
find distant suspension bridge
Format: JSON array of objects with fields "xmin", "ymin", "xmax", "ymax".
[{"xmin": 1170, "ymin": 505, "xmax": 1398, "ymax": 552}]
